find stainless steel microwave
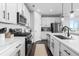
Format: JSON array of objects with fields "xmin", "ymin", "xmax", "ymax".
[{"xmin": 17, "ymin": 12, "xmax": 26, "ymax": 25}]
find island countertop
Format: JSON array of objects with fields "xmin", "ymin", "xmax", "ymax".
[{"xmin": 0, "ymin": 37, "xmax": 25, "ymax": 55}]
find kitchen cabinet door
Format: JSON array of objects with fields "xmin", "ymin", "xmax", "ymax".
[
  {"xmin": 0, "ymin": 3, "xmax": 7, "ymax": 22},
  {"xmin": 17, "ymin": 3, "xmax": 23, "ymax": 14},
  {"xmin": 0, "ymin": 3, "xmax": 3, "ymax": 21},
  {"xmin": 0, "ymin": 43, "xmax": 18, "ymax": 56},
  {"xmin": 54, "ymin": 39, "xmax": 60, "ymax": 56},
  {"xmin": 50, "ymin": 37, "xmax": 54, "ymax": 55},
  {"xmin": 22, "ymin": 4, "xmax": 25, "ymax": 16},
  {"xmin": 60, "ymin": 44, "xmax": 78, "ymax": 56},
  {"xmin": 6, "ymin": 3, "xmax": 17, "ymax": 24},
  {"xmin": 23, "ymin": 4, "xmax": 30, "ymax": 26}
]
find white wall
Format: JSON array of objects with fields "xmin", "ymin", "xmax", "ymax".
[
  {"xmin": 30, "ymin": 12, "xmax": 35, "ymax": 42},
  {"xmin": 34, "ymin": 11, "xmax": 41, "ymax": 42},
  {"xmin": 30, "ymin": 12, "xmax": 34, "ymax": 32},
  {"xmin": 30, "ymin": 11, "xmax": 41, "ymax": 42}
]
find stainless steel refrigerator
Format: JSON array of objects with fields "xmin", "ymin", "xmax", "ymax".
[{"xmin": 51, "ymin": 23, "xmax": 61, "ymax": 33}]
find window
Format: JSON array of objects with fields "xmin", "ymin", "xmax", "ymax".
[{"xmin": 69, "ymin": 18, "xmax": 79, "ymax": 31}]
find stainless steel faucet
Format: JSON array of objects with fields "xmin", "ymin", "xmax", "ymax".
[{"xmin": 62, "ymin": 26, "xmax": 71, "ymax": 37}]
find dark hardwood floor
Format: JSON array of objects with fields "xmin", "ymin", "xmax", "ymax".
[{"xmin": 28, "ymin": 40, "xmax": 53, "ymax": 56}]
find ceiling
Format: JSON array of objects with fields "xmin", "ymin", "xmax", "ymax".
[{"xmin": 26, "ymin": 3, "xmax": 79, "ymax": 17}]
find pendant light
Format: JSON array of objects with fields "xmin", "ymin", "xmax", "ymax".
[
  {"xmin": 70, "ymin": 3, "xmax": 74, "ymax": 18},
  {"xmin": 61, "ymin": 3, "xmax": 64, "ymax": 21}
]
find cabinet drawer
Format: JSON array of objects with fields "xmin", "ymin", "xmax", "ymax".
[{"xmin": 60, "ymin": 44, "xmax": 78, "ymax": 56}]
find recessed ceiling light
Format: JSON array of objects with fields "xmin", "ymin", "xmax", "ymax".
[
  {"xmin": 32, "ymin": 5, "xmax": 35, "ymax": 7},
  {"xmin": 50, "ymin": 9, "xmax": 53, "ymax": 12}
]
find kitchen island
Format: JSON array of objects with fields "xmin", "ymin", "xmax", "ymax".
[{"xmin": 47, "ymin": 32, "xmax": 79, "ymax": 56}]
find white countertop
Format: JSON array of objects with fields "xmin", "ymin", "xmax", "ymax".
[
  {"xmin": 0, "ymin": 37, "xmax": 25, "ymax": 55},
  {"xmin": 47, "ymin": 32, "xmax": 79, "ymax": 55}
]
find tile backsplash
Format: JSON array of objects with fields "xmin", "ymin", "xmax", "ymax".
[{"xmin": 0, "ymin": 23, "xmax": 26, "ymax": 32}]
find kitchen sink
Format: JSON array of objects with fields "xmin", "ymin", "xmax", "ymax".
[{"xmin": 54, "ymin": 35, "xmax": 70, "ymax": 40}]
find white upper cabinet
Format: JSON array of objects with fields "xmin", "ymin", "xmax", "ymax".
[
  {"xmin": 53, "ymin": 39, "xmax": 60, "ymax": 56},
  {"xmin": 24, "ymin": 4, "xmax": 30, "ymax": 26},
  {"xmin": 23, "ymin": 4, "xmax": 28, "ymax": 25},
  {"xmin": 17, "ymin": 3, "xmax": 23, "ymax": 14},
  {"xmin": 41, "ymin": 17, "xmax": 61, "ymax": 27},
  {"xmin": 0, "ymin": 4, "xmax": 3, "ymax": 21},
  {"xmin": 6, "ymin": 3, "xmax": 17, "ymax": 24},
  {"xmin": 0, "ymin": 3, "xmax": 30, "ymax": 25},
  {"xmin": 18, "ymin": 3, "xmax": 30, "ymax": 26},
  {"xmin": 0, "ymin": 3, "xmax": 6, "ymax": 22},
  {"xmin": 23, "ymin": 4, "xmax": 26, "ymax": 17}
]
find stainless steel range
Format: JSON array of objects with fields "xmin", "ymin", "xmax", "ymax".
[{"xmin": 25, "ymin": 34, "xmax": 32, "ymax": 56}]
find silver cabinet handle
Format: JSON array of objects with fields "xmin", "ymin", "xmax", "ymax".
[
  {"xmin": 8, "ymin": 13, "xmax": 9, "ymax": 20},
  {"xmin": 16, "ymin": 44, "xmax": 21, "ymax": 48},
  {"xmin": 64, "ymin": 50, "xmax": 70, "ymax": 55},
  {"xmin": 3, "ymin": 10, "xmax": 5, "ymax": 19}
]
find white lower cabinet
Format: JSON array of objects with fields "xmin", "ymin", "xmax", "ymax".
[
  {"xmin": 11, "ymin": 41, "xmax": 25, "ymax": 56},
  {"xmin": 53, "ymin": 39, "xmax": 60, "ymax": 56},
  {"xmin": 0, "ymin": 40, "xmax": 25, "ymax": 56},
  {"xmin": 48, "ymin": 35, "xmax": 78, "ymax": 56},
  {"xmin": 12, "ymin": 41, "xmax": 25, "ymax": 56},
  {"xmin": 60, "ymin": 44, "xmax": 78, "ymax": 56},
  {"xmin": 1, "ymin": 45, "xmax": 17, "ymax": 56},
  {"xmin": 49, "ymin": 36, "xmax": 60, "ymax": 56},
  {"xmin": 50, "ymin": 37, "xmax": 54, "ymax": 55}
]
